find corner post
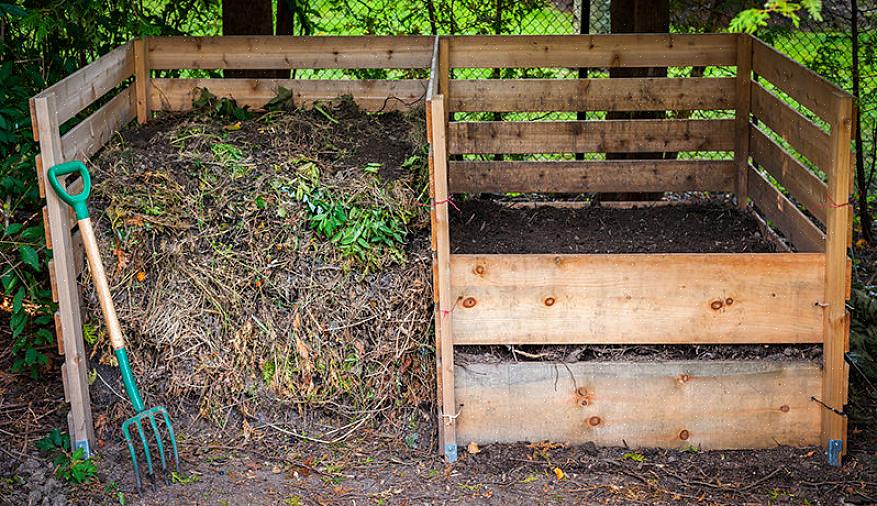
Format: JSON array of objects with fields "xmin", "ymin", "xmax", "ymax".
[
  {"xmin": 734, "ymin": 34, "xmax": 753, "ymax": 209},
  {"xmin": 428, "ymin": 36, "xmax": 457, "ymax": 462},
  {"xmin": 31, "ymin": 94, "xmax": 96, "ymax": 455},
  {"xmin": 133, "ymin": 38, "xmax": 151, "ymax": 124},
  {"xmin": 821, "ymin": 93, "xmax": 854, "ymax": 465}
]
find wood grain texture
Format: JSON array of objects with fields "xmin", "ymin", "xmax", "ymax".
[
  {"xmin": 447, "ymin": 77, "xmax": 735, "ymax": 112},
  {"xmin": 35, "ymin": 42, "xmax": 134, "ymax": 126},
  {"xmin": 747, "ymin": 166, "xmax": 825, "ymax": 253},
  {"xmin": 455, "ymin": 361, "xmax": 821, "ymax": 449},
  {"xmin": 448, "ymin": 119, "xmax": 735, "ymax": 154},
  {"xmin": 148, "ymin": 36, "xmax": 434, "ymax": 69},
  {"xmin": 446, "ymin": 34, "xmax": 737, "ymax": 68},
  {"xmin": 734, "ymin": 34, "xmax": 753, "ymax": 208},
  {"xmin": 822, "ymin": 96, "xmax": 854, "ymax": 452},
  {"xmin": 133, "ymin": 39, "xmax": 151, "ymax": 124},
  {"xmin": 32, "ymin": 94, "xmax": 95, "ymax": 452},
  {"xmin": 751, "ymin": 37, "xmax": 846, "ymax": 123},
  {"xmin": 60, "ymin": 86, "xmax": 136, "ymax": 162},
  {"xmin": 450, "ymin": 253, "xmax": 825, "ymax": 345},
  {"xmin": 750, "ymin": 81, "xmax": 831, "ymax": 172},
  {"xmin": 750, "ymin": 127, "xmax": 828, "ymax": 225},
  {"xmin": 447, "ymin": 159, "xmax": 735, "ymax": 193},
  {"xmin": 151, "ymin": 78, "xmax": 427, "ymax": 112}
]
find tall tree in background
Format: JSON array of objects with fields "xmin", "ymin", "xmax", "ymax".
[
  {"xmin": 222, "ymin": 0, "xmax": 299, "ymax": 78},
  {"xmin": 602, "ymin": 0, "xmax": 669, "ymax": 201}
]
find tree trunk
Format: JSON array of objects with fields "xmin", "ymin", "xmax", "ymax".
[
  {"xmin": 601, "ymin": 0, "xmax": 669, "ymax": 202},
  {"xmin": 222, "ymin": 0, "xmax": 275, "ymax": 78},
  {"xmin": 851, "ymin": 0, "xmax": 873, "ymax": 243}
]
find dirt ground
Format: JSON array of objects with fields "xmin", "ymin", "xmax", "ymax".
[{"xmin": 1, "ymin": 325, "xmax": 876, "ymax": 505}]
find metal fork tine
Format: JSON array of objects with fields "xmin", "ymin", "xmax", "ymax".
[
  {"xmin": 122, "ymin": 422, "xmax": 143, "ymax": 492},
  {"xmin": 159, "ymin": 408, "xmax": 182, "ymax": 474},
  {"xmin": 147, "ymin": 413, "xmax": 168, "ymax": 481},
  {"xmin": 134, "ymin": 419, "xmax": 155, "ymax": 481}
]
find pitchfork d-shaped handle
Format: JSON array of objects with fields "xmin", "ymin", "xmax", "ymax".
[{"xmin": 47, "ymin": 161, "xmax": 146, "ymax": 413}]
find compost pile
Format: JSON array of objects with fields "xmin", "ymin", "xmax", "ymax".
[{"xmin": 87, "ymin": 97, "xmax": 435, "ymax": 437}]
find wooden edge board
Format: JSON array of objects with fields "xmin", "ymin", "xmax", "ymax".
[
  {"xmin": 447, "ymin": 159, "xmax": 735, "ymax": 193},
  {"xmin": 750, "ymin": 37, "xmax": 846, "ymax": 123},
  {"xmin": 61, "ymin": 86, "xmax": 137, "ymax": 162},
  {"xmin": 450, "ymin": 253, "xmax": 825, "ymax": 345},
  {"xmin": 148, "ymin": 35, "xmax": 434, "ymax": 70},
  {"xmin": 747, "ymin": 166, "xmax": 825, "ymax": 253},
  {"xmin": 734, "ymin": 34, "xmax": 753, "ymax": 209},
  {"xmin": 446, "ymin": 33, "xmax": 737, "ymax": 68},
  {"xmin": 749, "ymin": 207, "xmax": 792, "ymax": 252},
  {"xmin": 750, "ymin": 81, "xmax": 831, "ymax": 172},
  {"xmin": 134, "ymin": 39, "xmax": 151, "ymax": 124},
  {"xmin": 34, "ymin": 42, "xmax": 135, "ymax": 126},
  {"xmin": 448, "ymin": 119, "xmax": 735, "ymax": 155},
  {"xmin": 54, "ymin": 312, "xmax": 65, "ymax": 356},
  {"xmin": 151, "ymin": 78, "xmax": 428, "ymax": 113},
  {"xmin": 455, "ymin": 360, "xmax": 821, "ymax": 449},
  {"xmin": 448, "ymin": 77, "xmax": 736, "ymax": 113},
  {"xmin": 749, "ymin": 127, "xmax": 828, "ymax": 225},
  {"xmin": 35, "ymin": 154, "xmax": 45, "ymax": 198},
  {"xmin": 426, "ymin": 36, "xmax": 440, "ymax": 102}
]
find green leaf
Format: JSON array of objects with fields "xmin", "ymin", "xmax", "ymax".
[
  {"xmin": 18, "ymin": 245, "xmax": 40, "ymax": 270},
  {"xmin": 4, "ymin": 222, "xmax": 23, "ymax": 236}
]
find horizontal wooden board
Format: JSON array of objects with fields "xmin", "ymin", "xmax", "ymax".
[
  {"xmin": 751, "ymin": 37, "xmax": 845, "ymax": 123},
  {"xmin": 448, "ymin": 119, "xmax": 735, "ymax": 154},
  {"xmin": 448, "ymin": 77, "xmax": 735, "ymax": 112},
  {"xmin": 148, "ymin": 36, "xmax": 433, "ymax": 69},
  {"xmin": 750, "ymin": 81, "xmax": 831, "ymax": 171},
  {"xmin": 61, "ymin": 86, "xmax": 136, "ymax": 162},
  {"xmin": 455, "ymin": 361, "xmax": 821, "ymax": 449},
  {"xmin": 151, "ymin": 78, "xmax": 427, "ymax": 112},
  {"xmin": 447, "ymin": 159, "xmax": 735, "ymax": 193},
  {"xmin": 750, "ymin": 128, "xmax": 828, "ymax": 225},
  {"xmin": 35, "ymin": 42, "xmax": 134, "ymax": 127},
  {"xmin": 747, "ymin": 166, "xmax": 825, "ymax": 253},
  {"xmin": 447, "ymin": 34, "xmax": 737, "ymax": 68},
  {"xmin": 450, "ymin": 253, "xmax": 824, "ymax": 345}
]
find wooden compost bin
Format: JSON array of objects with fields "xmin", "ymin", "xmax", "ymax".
[
  {"xmin": 28, "ymin": 35, "xmax": 434, "ymax": 456},
  {"xmin": 28, "ymin": 33, "xmax": 854, "ymax": 465},
  {"xmin": 424, "ymin": 34, "xmax": 855, "ymax": 464}
]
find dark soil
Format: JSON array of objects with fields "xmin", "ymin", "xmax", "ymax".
[{"xmin": 450, "ymin": 199, "xmax": 776, "ymax": 254}]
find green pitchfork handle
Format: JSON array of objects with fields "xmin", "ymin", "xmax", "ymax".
[{"xmin": 47, "ymin": 161, "xmax": 146, "ymax": 413}]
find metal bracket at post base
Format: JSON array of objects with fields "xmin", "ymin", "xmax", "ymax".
[
  {"xmin": 827, "ymin": 439, "xmax": 843, "ymax": 467},
  {"xmin": 73, "ymin": 439, "xmax": 92, "ymax": 459},
  {"xmin": 444, "ymin": 444, "xmax": 458, "ymax": 463}
]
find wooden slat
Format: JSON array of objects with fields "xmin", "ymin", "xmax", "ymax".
[
  {"xmin": 148, "ymin": 36, "xmax": 434, "ymax": 70},
  {"xmin": 35, "ymin": 42, "xmax": 135, "ymax": 126},
  {"xmin": 750, "ymin": 81, "xmax": 831, "ymax": 171},
  {"xmin": 750, "ymin": 128, "xmax": 828, "ymax": 224},
  {"xmin": 748, "ymin": 166, "xmax": 825, "ymax": 253},
  {"xmin": 734, "ymin": 34, "xmax": 753, "ymax": 208},
  {"xmin": 822, "ymin": 96, "xmax": 854, "ymax": 454},
  {"xmin": 35, "ymin": 155, "xmax": 45, "ymax": 198},
  {"xmin": 32, "ymin": 94, "xmax": 95, "ymax": 453},
  {"xmin": 54, "ymin": 312, "xmax": 64, "ymax": 356},
  {"xmin": 429, "ymin": 94, "xmax": 458, "ymax": 461},
  {"xmin": 751, "ymin": 37, "xmax": 846, "ymax": 123},
  {"xmin": 61, "ymin": 86, "xmax": 136, "ymax": 162},
  {"xmin": 450, "ymin": 253, "xmax": 824, "ymax": 345},
  {"xmin": 447, "ymin": 34, "xmax": 737, "ymax": 68},
  {"xmin": 448, "ymin": 119, "xmax": 735, "ymax": 154},
  {"xmin": 133, "ymin": 39, "xmax": 151, "ymax": 124},
  {"xmin": 42, "ymin": 206, "xmax": 52, "ymax": 250},
  {"xmin": 447, "ymin": 159, "xmax": 735, "ymax": 193},
  {"xmin": 447, "ymin": 77, "xmax": 736, "ymax": 112},
  {"xmin": 455, "ymin": 361, "xmax": 821, "ymax": 449},
  {"xmin": 151, "ymin": 78, "xmax": 427, "ymax": 112}
]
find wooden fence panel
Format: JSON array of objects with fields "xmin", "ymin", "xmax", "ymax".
[
  {"xmin": 61, "ymin": 86, "xmax": 136, "ymax": 162},
  {"xmin": 747, "ymin": 166, "xmax": 826, "ymax": 252}
]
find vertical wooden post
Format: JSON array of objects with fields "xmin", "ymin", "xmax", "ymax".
[
  {"xmin": 429, "ymin": 37, "xmax": 457, "ymax": 461},
  {"xmin": 31, "ymin": 94, "xmax": 95, "ymax": 455},
  {"xmin": 821, "ymin": 93, "xmax": 853, "ymax": 465},
  {"xmin": 734, "ymin": 34, "xmax": 753, "ymax": 209},
  {"xmin": 133, "ymin": 38, "xmax": 151, "ymax": 124}
]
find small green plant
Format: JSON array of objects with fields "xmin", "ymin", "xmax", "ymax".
[
  {"xmin": 680, "ymin": 444, "xmax": 700, "ymax": 454},
  {"xmin": 36, "ymin": 429, "xmax": 98, "ymax": 484},
  {"xmin": 171, "ymin": 471, "xmax": 201, "ymax": 485},
  {"xmin": 621, "ymin": 451, "xmax": 645, "ymax": 463},
  {"xmin": 729, "ymin": 0, "xmax": 822, "ymax": 34},
  {"xmin": 192, "ymin": 88, "xmax": 251, "ymax": 121},
  {"xmin": 211, "ymin": 143, "xmax": 248, "ymax": 178},
  {"xmin": 104, "ymin": 481, "xmax": 126, "ymax": 505}
]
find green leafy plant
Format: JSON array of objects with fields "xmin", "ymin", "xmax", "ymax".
[
  {"xmin": 621, "ymin": 451, "xmax": 645, "ymax": 462},
  {"xmin": 36, "ymin": 428, "xmax": 98, "ymax": 484},
  {"xmin": 729, "ymin": 0, "xmax": 823, "ymax": 34},
  {"xmin": 193, "ymin": 88, "xmax": 251, "ymax": 121}
]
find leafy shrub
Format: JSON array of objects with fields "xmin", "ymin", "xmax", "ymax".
[{"xmin": 35, "ymin": 428, "xmax": 98, "ymax": 484}]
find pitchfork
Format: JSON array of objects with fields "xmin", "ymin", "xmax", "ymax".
[{"xmin": 48, "ymin": 161, "xmax": 181, "ymax": 491}]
